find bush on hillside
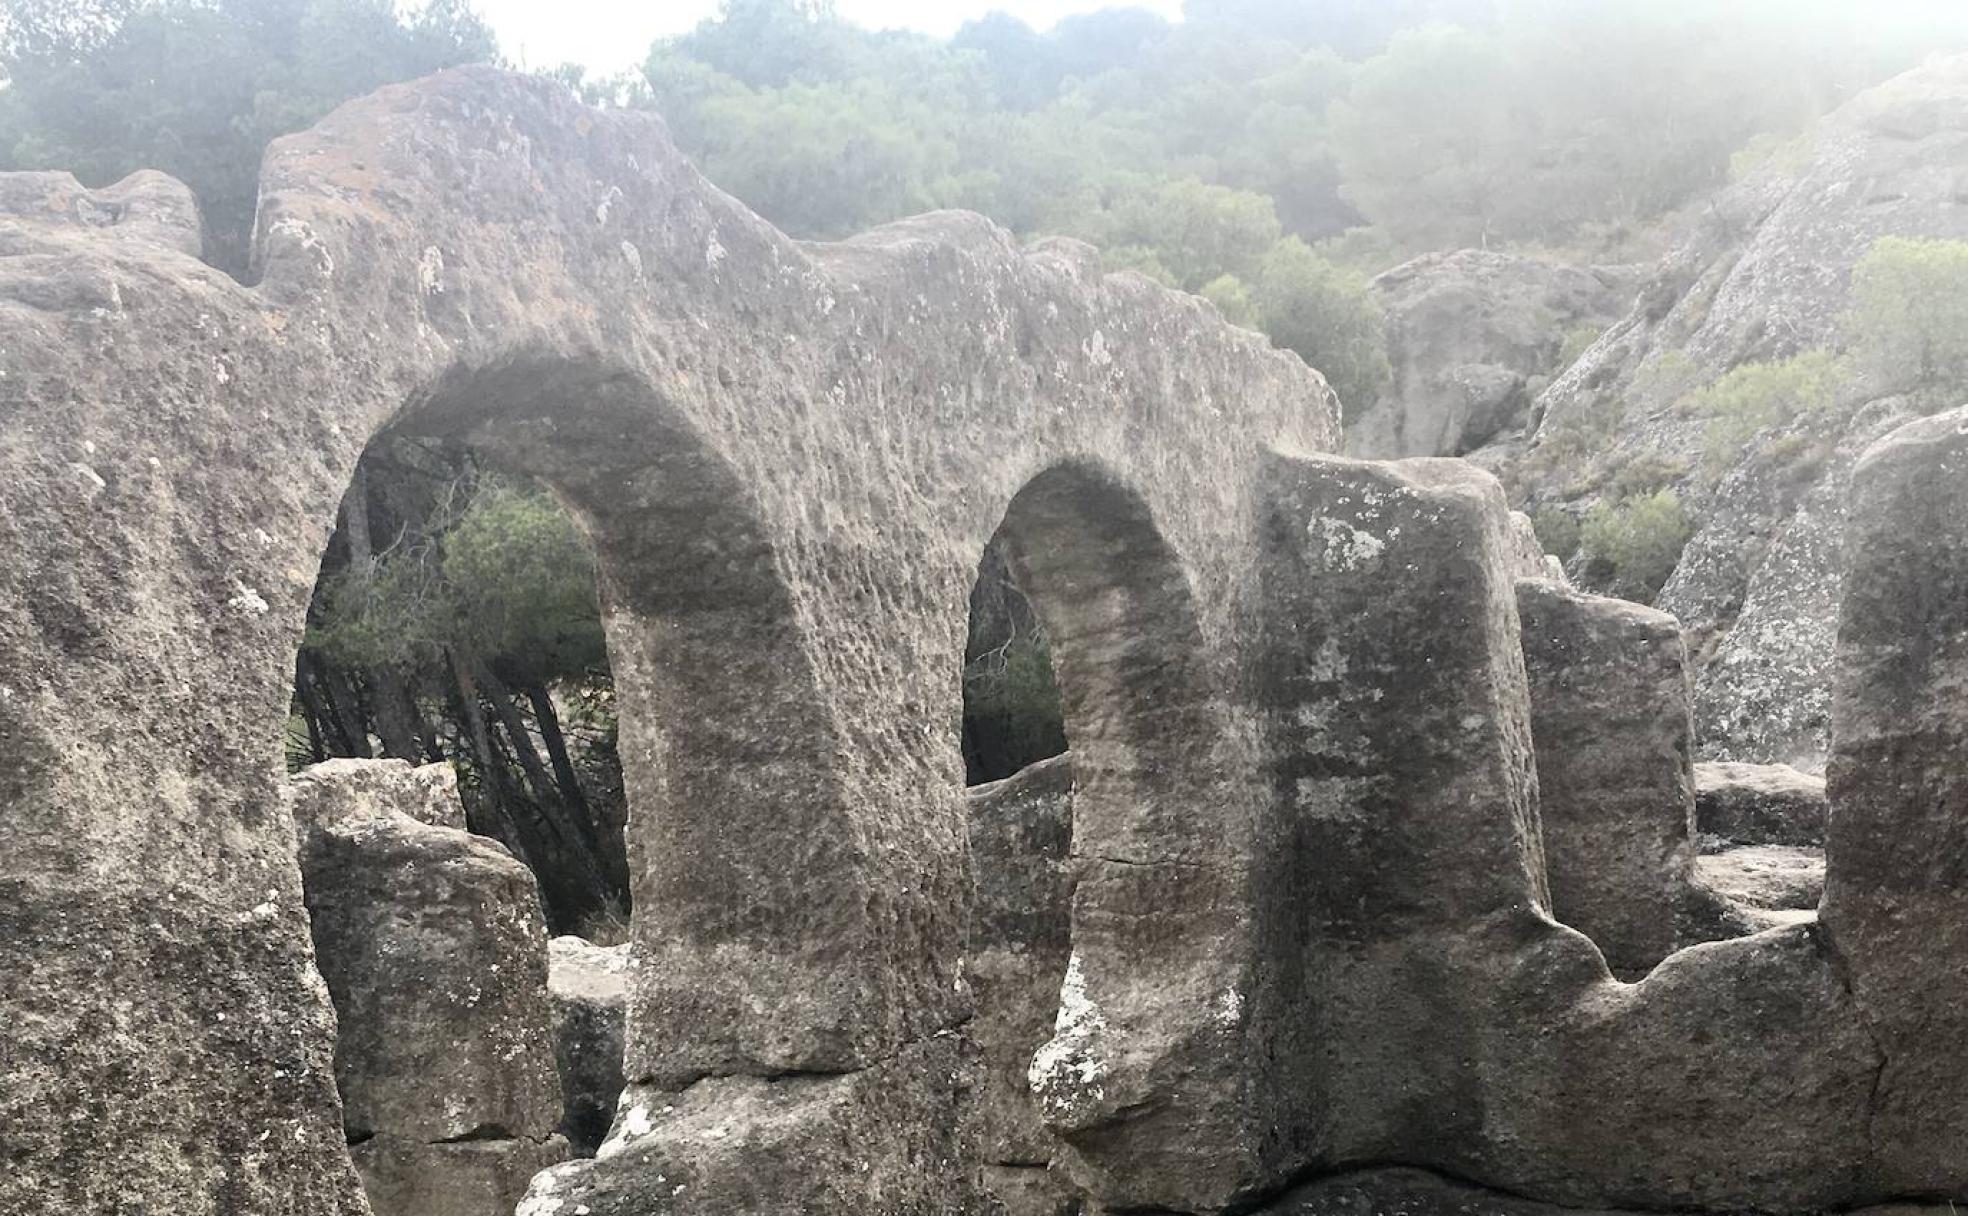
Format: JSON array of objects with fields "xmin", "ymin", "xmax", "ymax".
[
  {"xmin": 1677, "ymin": 350, "xmax": 1844, "ymax": 477},
  {"xmin": 1847, "ymin": 236, "xmax": 1968, "ymax": 409},
  {"xmin": 1579, "ymin": 488, "xmax": 1693, "ymax": 603}
]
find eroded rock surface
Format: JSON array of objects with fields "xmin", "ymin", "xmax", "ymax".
[
  {"xmin": 521, "ymin": 1040, "xmax": 969, "ymax": 1216},
  {"xmin": 1694, "ymin": 761, "xmax": 1827, "ymax": 849},
  {"xmin": 1823, "ymin": 403, "xmax": 1968, "ymax": 1195},
  {"xmin": 11, "ymin": 58, "xmax": 1968, "ymax": 1216},
  {"xmin": 1662, "ymin": 400, "xmax": 1915, "ymax": 771},
  {"xmin": 1350, "ymin": 250, "xmax": 1632, "ymax": 459},
  {"xmin": 964, "ymin": 753, "xmax": 1077, "ymax": 1183},
  {"xmin": 1534, "ymin": 55, "xmax": 1968, "ymax": 769},
  {"xmin": 289, "ymin": 759, "xmax": 566, "ymax": 1215},
  {"xmin": 1515, "ymin": 579, "xmax": 1735, "ymax": 974},
  {"xmin": 1694, "ymin": 844, "xmax": 1824, "ymax": 921},
  {"xmin": 549, "ymin": 935, "xmax": 631, "ymax": 1155}
]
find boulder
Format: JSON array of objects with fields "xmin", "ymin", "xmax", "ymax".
[
  {"xmin": 1514, "ymin": 579, "xmax": 1732, "ymax": 974},
  {"xmin": 289, "ymin": 759, "xmax": 567, "ymax": 1216},
  {"xmin": 284, "ymin": 756, "xmax": 469, "ymax": 831},
  {"xmin": 549, "ymin": 935, "xmax": 631, "ymax": 1155},
  {"xmin": 1693, "ymin": 761, "xmax": 1827, "ymax": 849},
  {"xmin": 1349, "ymin": 249, "xmax": 1632, "ymax": 459},
  {"xmin": 1694, "ymin": 845, "xmax": 1825, "ymax": 915},
  {"xmin": 963, "ymin": 752, "xmax": 1077, "ymax": 1174},
  {"xmin": 1823, "ymin": 403, "xmax": 1968, "ymax": 1195},
  {"xmin": 519, "ymin": 1039, "xmax": 969, "ymax": 1215}
]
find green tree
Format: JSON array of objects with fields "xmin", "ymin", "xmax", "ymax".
[
  {"xmin": 1250, "ymin": 236, "xmax": 1393, "ymax": 411},
  {"xmin": 1579, "ymin": 489, "xmax": 1693, "ymax": 603},
  {"xmin": 297, "ymin": 444, "xmax": 628, "ymax": 935},
  {"xmin": 1847, "ymin": 236, "xmax": 1968, "ymax": 408},
  {"xmin": 0, "ymin": 0, "xmax": 495, "ymax": 271},
  {"xmin": 1329, "ymin": 25, "xmax": 1521, "ymax": 248}
]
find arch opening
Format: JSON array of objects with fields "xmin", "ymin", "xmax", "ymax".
[
  {"xmin": 962, "ymin": 462, "xmax": 1236, "ymax": 1211},
  {"xmin": 289, "ymin": 434, "xmax": 629, "ymax": 937},
  {"xmin": 278, "ymin": 356, "xmax": 868, "ymax": 1216}
]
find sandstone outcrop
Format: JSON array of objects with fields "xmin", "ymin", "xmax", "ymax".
[
  {"xmin": 1534, "ymin": 54, "xmax": 1968, "ymax": 769},
  {"xmin": 549, "ymin": 935, "xmax": 631, "ymax": 1155},
  {"xmin": 0, "ymin": 64, "xmax": 1338, "ymax": 1215},
  {"xmin": 1349, "ymin": 250, "xmax": 1632, "ymax": 459},
  {"xmin": 1694, "ymin": 761, "xmax": 1827, "ymax": 849},
  {"xmin": 10, "ymin": 61, "xmax": 1968, "ymax": 1216},
  {"xmin": 1659, "ymin": 399, "xmax": 1915, "ymax": 771},
  {"xmin": 1515, "ymin": 579, "xmax": 1736, "ymax": 974},
  {"xmin": 289, "ymin": 759, "xmax": 567, "ymax": 1216},
  {"xmin": 963, "ymin": 752, "xmax": 1077, "ymax": 1206},
  {"xmin": 1823, "ymin": 402, "xmax": 1968, "ymax": 1195}
]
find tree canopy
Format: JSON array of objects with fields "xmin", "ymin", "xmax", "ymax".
[{"xmin": 0, "ymin": 0, "xmax": 496, "ymax": 270}]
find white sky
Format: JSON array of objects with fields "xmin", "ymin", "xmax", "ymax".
[{"xmin": 476, "ymin": 0, "xmax": 1186, "ymax": 76}]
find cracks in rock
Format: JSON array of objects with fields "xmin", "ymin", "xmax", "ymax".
[
  {"xmin": 1084, "ymin": 853, "xmax": 1212, "ymax": 871},
  {"xmin": 621, "ymin": 1037, "xmax": 932, "ymax": 1097},
  {"xmin": 1812, "ymin": 917, "xmax": 1890, "ymax": 1180},
  {"xmin": 434, "ymin": 1122, "xmax": 520, "ymax": 1145}
]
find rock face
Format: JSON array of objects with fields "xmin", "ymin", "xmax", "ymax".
[
  {"xmin": 522, "ymin": 1040, "xmax": 970, "ymax": 1216},
  {"xmin": 1694, "ymin": 845, "xmax": 1824, "ymax": 923},
  {"xmin": 12, "ymin": 61, "xmax": 1968, "ymax": 1216},
  {"xmin": 1659, "ymin": 400, "xmax": 1916, "ymax": 772},
  {"xmin": 962, "ymin": 752, "xmax": 1077, "ymax": 1206},
  {"xmin": 549, "ymin": 935, "xmax": 631, "ymax": 1155},
  {"xmin": 1515, "ymin": 580, "xmax": 1731, "ymax": 975},
  {"xmin": 1349, "ymin": 250, "xmax": 1631, "ymax": 459},
  {"xmin": 1694, "ymin": 761, "xmax": 1827, "ymax": 849},
  {"xmin": 1823, "ymin": 404, "xmax": 1968, "ymax": 1197},
  {"xmin": 0, "ymin": 64, "xmax": 1340, "ymax": 1216},
  {"xmin": 1534, "ymin": 54, "xmax": 1968, "ymax": 769},
  {"xmin": 289, "ymin": 759, "xmax": 567, "ymax": 1216}
]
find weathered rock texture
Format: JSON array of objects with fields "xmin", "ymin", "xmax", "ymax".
[
  {"xmin": 1659, "ymin": 399, "xmax": 1915, "ymax": 771},
  {"xmin": 1694, "ymin": 761, "xmax": 1827, "ymax": 849},
  {"xmin": 1535, "ymin": 54, "xmax": 1968, "ymax": 769},
  {"xmin": 7, "ymin": 62, "xmax": 1968, "ymax": 1216},
  {"xmin": 1694, "ymin": 845, "xmax": 1824, "ymax": 925},
  {"xmin": 1515, "ymin": 580, "xmax": 1733, "ymax": 974},
  {"xmin": 1823, "ymin": 403, "xmax": 1968, "ymax": 1197},
  {"xmin": 548, "ymin": 935, "xmax": 630, "ymax": 1155},
  {"xmin": 1349, "ymin": 250, "xmax": 1631, "ymax": 459},
  {"xmin": 0, "ymin": 64, "xmax": 1336, "ymax": 1216},
  {"xmin": 963, "ymin": 752, "xmax": 1077, "ymax": 1206},
  {"xmin": 289, "ymin": 759, "xmax": 566, "ymax": 1215}
]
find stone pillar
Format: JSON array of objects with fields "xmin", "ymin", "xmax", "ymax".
[
  {"xmin": 1515, "ymin": 579, "xmax": 1719, "ymax": 975},
  {"xmin": 548, "ymin": 935, "xmax": 630, "ymax": 1156},
  {"xmin": 962, "ymin": 753, "xmax": 1082, "ymax": 1215},
  {"xmin": 286, "ymin": 760, "xmax": 568, "ymax": 1216},
  {"xmin": 1248, "ymin": 453, "xmax": 1551, "ymax": 1177},
  {"xmin": 1823, "ymin": 405, "xmax": 1968, "ymax": 1195}
]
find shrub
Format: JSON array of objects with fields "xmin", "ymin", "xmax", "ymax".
[
  {"xmin": 1846, "ymin": 236, "xmax": 1968, "ymax": 409},
  {"xmin": 1579, "ymin": 489, "xmax": 1693, "ymax": 603},
  {"xmin": 1532, "ymin": 507, "xmax": 1582, "ymax": 563},
  {"xmin": 1677, "ymin": 350, "xmax": 1844, "ymax": 478},
  {"xmin": 1201, "ymin": 273, "xmax": 1257, "ymax": 327},
  {"xmin": 1251, "ymin": 236, "xmax": 1394, "ymax": 412},
  {"xmin": 1608, "ymin": 454, "xmax": 1693, "ymax": 499},
  {"xmin": 1555, "ymin": 322, "xmax": 1604, "ymax": 374}
]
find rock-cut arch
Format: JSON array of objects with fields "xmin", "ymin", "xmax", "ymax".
[
  {"xmin": 971, "ymin": 461, "xmax": 1258, "ymax": 1212},
  {"xmin": 331, "ymin": 352, "xmax": 889, "ymax": 1085}
]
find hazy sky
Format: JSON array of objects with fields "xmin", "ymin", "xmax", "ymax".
[{"xmin": 477, "ymin": 0, "xmax": 1186, "ymax": 75}]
